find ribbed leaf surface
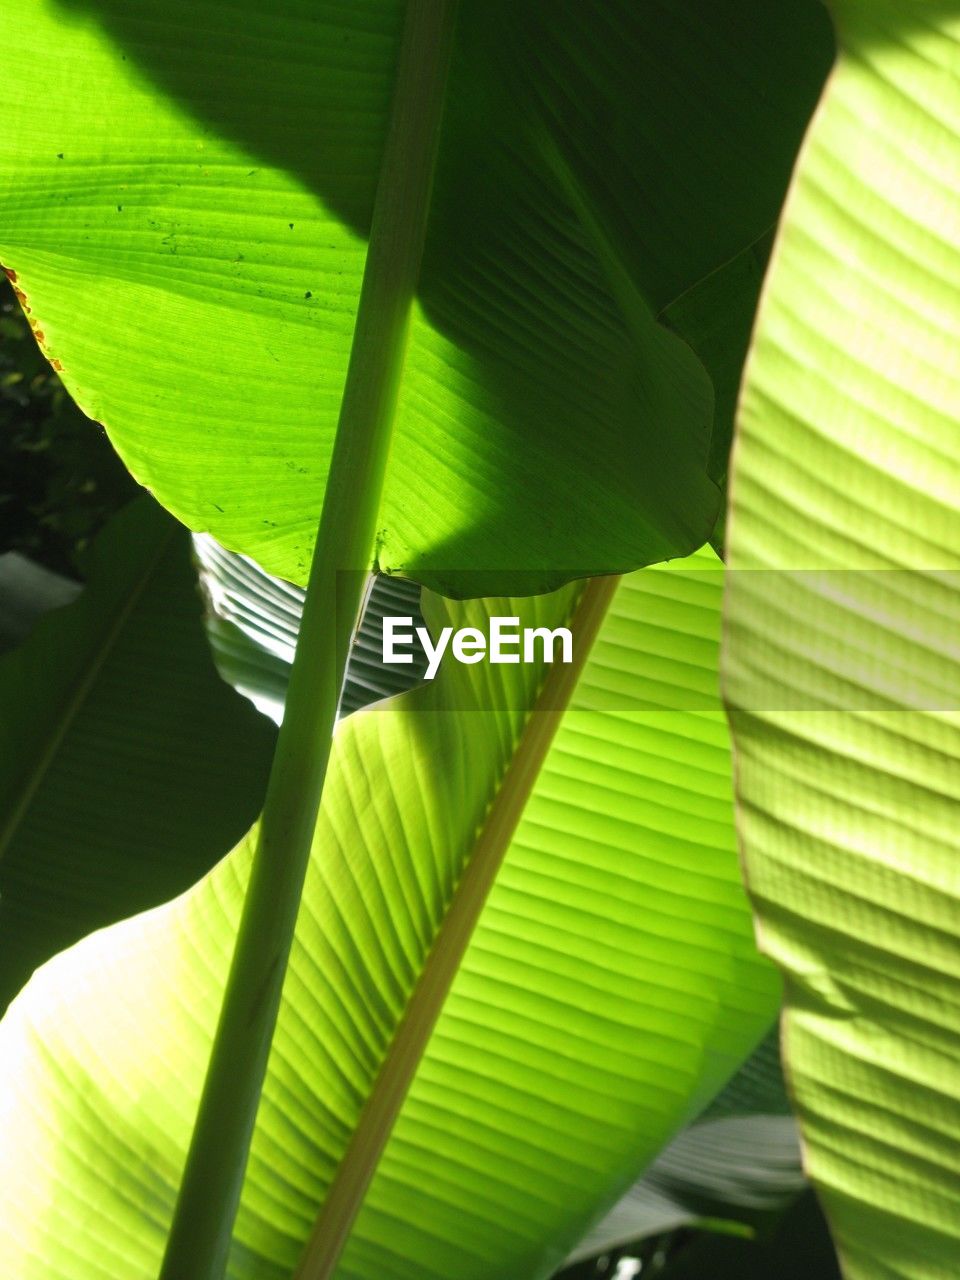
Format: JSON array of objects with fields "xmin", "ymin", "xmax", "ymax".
[
  {"xmin": 0, "ymin": 1, "xmax": 830, "ymax": 593},
  {"xmin": 724, "ymin": 6, "xmax": 960, "ymax": 1276},
  {"xmin": 0, "ymin": 548, "xmax": 778, "ymax": 1279},
  {"xmin": 194, "ymin": 536, "xmax": 426, "ymax": 721},
  {"xmin": 196, "ymin": 542, "xmax": 802, "ymax": 1268}
]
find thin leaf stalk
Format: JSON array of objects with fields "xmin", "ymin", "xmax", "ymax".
[{"xmin": 159, "ymin": 3, "xmax": 458, "ymax": 1274}]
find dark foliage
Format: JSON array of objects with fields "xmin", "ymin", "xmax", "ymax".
[{"xmin": 0, "ymin": 278, "xmax": 136, "ymax": 577}]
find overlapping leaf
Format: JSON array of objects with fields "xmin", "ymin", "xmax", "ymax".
[
  {"xmin": 0, "ymin": 548, "xmax": 779, "ymax": 1279},
  {"xmin": 724, "ymin": 5, "xmax": 960, "ymax": 1276},
  {"xmin": 194, "ymin": 535, "xmax": 426, "ymax": 722},
  {"xmin": 0, "ymin": 1, "xmax": 830, "ymax": 593},
  {"xmin": 195, "ymin": 544, "xmax": 803, "ymax": 1266},
  {"xmin": 0, "ymin": 497, "xmax": 276, "ymax": 1009},
  {"xmin": 568, "ymin": 1032, "xmax": 800, "ymax": 1264}
]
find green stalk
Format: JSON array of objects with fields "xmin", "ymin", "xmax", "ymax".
[{"xmin": 159, "ymin": 4, "xmax": 458, "ymax": 1275}]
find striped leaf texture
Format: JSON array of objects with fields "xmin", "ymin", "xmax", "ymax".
[
  {"xmin": 0, "ymin": 0, "xmax": 830, "ymax": 594},
  {"xmin": 724, "ymin": 4, "xmax": 960, "ymax": 1276},
  {"xmin": 0, "ymin": 548, "xmax": 779, "ymax": 1279},
  {"xmin": 194, "ymin": 536, "xmax": 427, "ymax": 722}
]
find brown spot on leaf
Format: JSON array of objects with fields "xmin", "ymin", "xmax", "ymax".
[
  {"xmin": 50, "ymin": 358, "xmax": 63, "ymax": 372},
  {"xmin": 3, "ymin": 266, "xmax": 17, "ymax": 283}
]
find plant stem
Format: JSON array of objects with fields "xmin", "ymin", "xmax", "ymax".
[{"xmin": 159, "ymin": 4, "xmax": 458, "ymax": 1275}]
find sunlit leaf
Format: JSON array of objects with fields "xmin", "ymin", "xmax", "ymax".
[
  {"xmin": 0, "ymin": 0, "xmax": 830, "ymax": 593},
  {"xmin": 724, "ymin": 5, "xmax": 960, "ymax": 1275},
  {"xmin": 0, "ymin": 548, "xmax": 779, "ymax": 1279}
]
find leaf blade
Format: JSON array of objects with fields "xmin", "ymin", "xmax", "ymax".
[
  {"xmin": 0, "ymin": 0, "xmax": 830, "ymax": 592},
  {"xmin": 724, "ymin": 7, "xmax": 960, "ymax": 1276},
  {"xmin": 0, "ymin": 549, "xmax": 779, "ymax": 1279},
  {"xmin": 0, "ymin": 496, "xmax": 277, "ymax": 1009}
]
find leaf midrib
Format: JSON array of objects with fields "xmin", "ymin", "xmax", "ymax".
[{"xmin": 293, "ymin": 573, "xmax": 621, "ymax": 1280}]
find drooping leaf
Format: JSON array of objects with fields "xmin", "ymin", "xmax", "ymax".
[
  {"xmin": 564, "ymin": 1117, "xmax": 803, "ymax": 1267},
  {"xmin": 0, "ymin": 547, "xmax": 779, "ymax": 1279},
  {"xmin": 194, "ymin": 535, "xmax": 426, "ymax": 722},
  {"xmin": 723, "ymin": 5, "xmax": 960, "ymax": 1276},
  {"xmin": 639, "ymin": 1115, "xmax": 801, "ymax": 1224},
  {"xmin": 0, "ymin": 1, "xmax": 831, "ymax": 594},
  {"xmin": 566, "ymin": 1033, "xmax": 801, "ymax": 1264},
  {"xmin": 0, "ymin": 496, "xmax": 276, "ymax": 1008}
]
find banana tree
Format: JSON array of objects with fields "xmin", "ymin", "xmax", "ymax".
[{"xmin": 1, "ymin": 0, "xmax": 958, "ymax": 1278}]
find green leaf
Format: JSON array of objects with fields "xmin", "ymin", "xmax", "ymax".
[
  {"xmin": 660, "ymin": 233, "xmax": 775, "ymax": 495},
  {"xmin": 639, "ymin": 1114, "xmax": 801, "ymax": 1223},
  {"xmin": 0, "ymin": 1, "xmax": 830, "ymax": 594},
  {"xmin": 565, "ymin": 1117, "xmax": 802, "ymax": 1264},
  {"xmin": 0, "ymin": 547, "xmax": 778, "ymax": 1279},
  {"xmin": 566, "ymin": 1033, "xmax": 801, "ymax": 1264},
  {"xmin": 723, "ymin": 6, "xmax": 960, "ymax": 1277},
  {"xmin": 0, "ymin": 496, "xmax": 277, "ymax": 1009},
  {"xmin": 194, "ymin": 536, "xmax": 427, "ymax": 722}
]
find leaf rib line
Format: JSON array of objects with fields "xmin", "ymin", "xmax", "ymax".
[{"xmin": 293, "ymin": 574, "xmax": 620, "ymax": 1280}]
